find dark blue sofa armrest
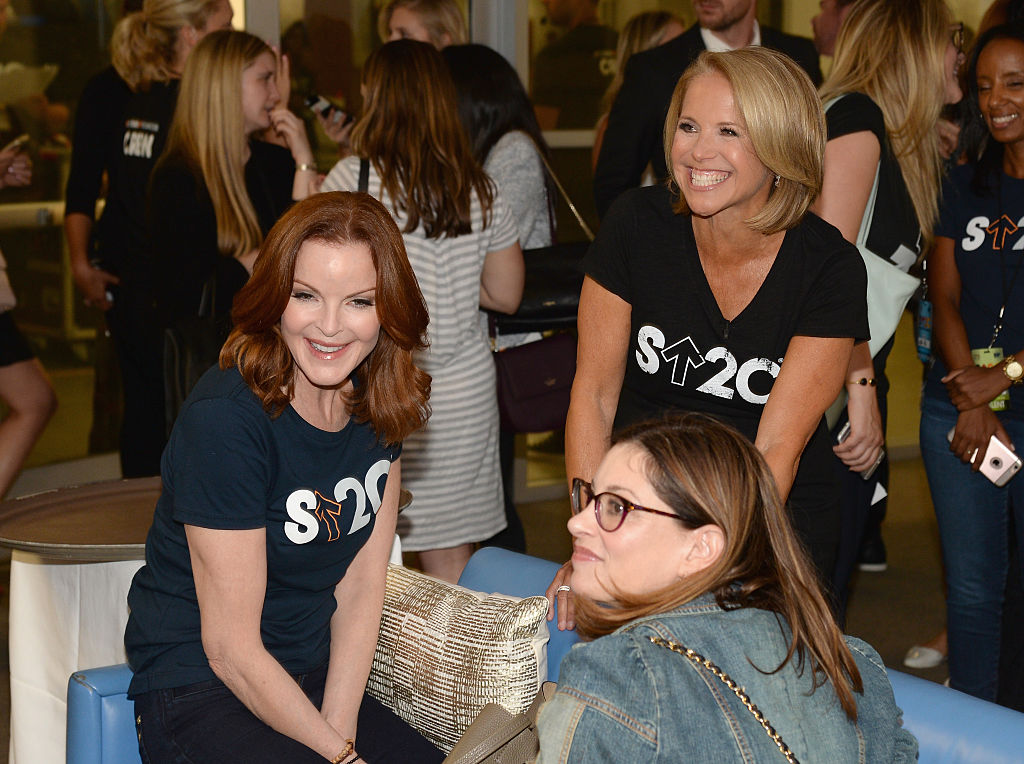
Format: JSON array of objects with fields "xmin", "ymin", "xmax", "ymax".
[
  {"xmin": 67, "ymin": 663, "xmax": 141, "ymax": 764},
  {"xmin": 458, "ymin": 547, "xmax": 581, "ymax": 681}
]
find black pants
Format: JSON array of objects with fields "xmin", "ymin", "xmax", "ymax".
[
  {"xmin": 106, "ymin": 282, "xmax": 166, "ymax": 478},
  {"xmin": 134, "ymin": 663, "xmax": 444, "ymax": 764},
  {"xmin": 831, "ymin": 338, "xmax": 894, "ymax": 625}
]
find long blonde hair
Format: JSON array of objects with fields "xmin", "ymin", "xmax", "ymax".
[
  {"xmin": 110, "ymin": 0, "xmax": 223, "ymax": 91},
  {"xmin": 352, "ymin": 39, "xmax": 493, "ymax": 239},
  {"xmin": 819, "ymin": 0, "xmax": 951, "ymax": 246},
  {"xmin": 574, "ymin": 414, "xmax": 864, "ymax": 721},
  {"xmin": 162, "ymin": 30, "xmax": 269, "ymax": 259}
]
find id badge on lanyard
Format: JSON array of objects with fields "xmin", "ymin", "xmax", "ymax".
[{"xmin": 972, "ymin": 346, "xmax": 1009, "ymax": 411}]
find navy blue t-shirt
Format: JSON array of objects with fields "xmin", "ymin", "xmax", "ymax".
[
  {"xmin": 928, "ymin": 164, "xmax": 1024, "ymax": 418},
  {"xmin": 125, "ymin": 366, "xmax": 401, "ymax": 696},
  {"xmin": 583, "ymin": 185, "xmax": 868, "ymax": 517}
]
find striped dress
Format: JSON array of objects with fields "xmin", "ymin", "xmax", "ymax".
[{"xmin": 321, "ymin": 157, "xmax": 519, "ymax": 549}]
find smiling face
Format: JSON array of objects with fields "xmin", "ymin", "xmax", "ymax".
[
  {"xmin": 671, "ymin": 71, "xmax": 773, "ymax": 224},
  {"xmin": 240, "ymin": 51, "xmax": 280, "ymax": 135},
  {"xmin": 977, "ymin": 37, "xmax": 1024, "ymax": 146},
  {"xmin": 281, "ymin": 239, "xmax": 381, "ymax": 406},
  {"xmin": 568, "ymin": 443, "xmax": 711, "ymax": 603}
]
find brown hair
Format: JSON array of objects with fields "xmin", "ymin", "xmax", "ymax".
[
  {"xmin": 351, "ymin": 39, "xmax": 494, "ymax": 239},
  {"xmin": 663, "ymin": 48, "xmax": 825, "ymax": 234},
  {"xmin": 220, "ymin": 192, "xmax": 431, "ymax": 444},
  {"xmin": 111, "ymin": 0, "xmax": 224, "ymax": 91},
  {"xmin": 574, "ymin": 413, "xmax": 864, "ymax": 720}
]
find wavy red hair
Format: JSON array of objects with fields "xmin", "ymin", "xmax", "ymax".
[{"xmin": 220, "ymin": 192, "xmax": 431, "ymax": 443}]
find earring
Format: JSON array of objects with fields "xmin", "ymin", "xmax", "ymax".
[{"xmin": 773, "ymin": 174, "xmax": 780, "ymax": 187}]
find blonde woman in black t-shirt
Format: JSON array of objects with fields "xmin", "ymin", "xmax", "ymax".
[{"xmin": 547, "ymin": 48, "xmax": 868, "ymax": 629}]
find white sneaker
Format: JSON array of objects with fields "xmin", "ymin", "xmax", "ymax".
[{"xmin": 903, "ymin": 645, "xmax": 946, "ymax": 669}]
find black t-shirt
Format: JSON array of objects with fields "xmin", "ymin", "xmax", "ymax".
[
  {"xmin": 825, "ymin": 92, "xmax": 922, "ymax": 271},
  {"xmin": 147, "ymin": 140, "xmax": 295, "ymax": 325},
  {"xmin": 928, "ymin": 164, "xmax": 1024, "ymax": 418},
  {"xmin": 532, "ymin": 24, "xmax": 617, "ymax": 129},
  {"xmin": 584, "ymin": 185, "xmax": 868, "ymax": 515},
  {"xmin": 125, "ymin": 366, "xmax": 401, "ymax": 696},
  {"xmin": 64, "ymin": 68, "xmax": 178, "ymax": 280}
]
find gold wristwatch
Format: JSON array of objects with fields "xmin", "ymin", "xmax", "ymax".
[{"xmin": 1004, "ymin": 355, "xmax": 1024, "ymax": 385}]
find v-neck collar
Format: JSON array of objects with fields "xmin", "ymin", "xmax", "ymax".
[{"xmin": 682, "ymin": 216, "xmax": 789, "ymax": 341}]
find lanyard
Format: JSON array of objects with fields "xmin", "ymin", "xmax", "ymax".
[{"xmin": 990, "ymin": 176, "xmax": 1024, "ymax": 347}]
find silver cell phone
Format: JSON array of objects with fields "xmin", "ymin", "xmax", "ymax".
[
  {"xmin": 304, "ymin": 94, "xmax": 353, "ymax": 126},
  {"xmin": 978, "ymin": 435, "xmax": 1022, "ymax": 486},
  {"xmin": 835, "ymin": 422, "xmax": 885, "ymax": 480}
]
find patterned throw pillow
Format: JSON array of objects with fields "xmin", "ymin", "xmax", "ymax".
[{"xmin": 367, "ymin": 564, "xmax": 549, "ymax": 751}]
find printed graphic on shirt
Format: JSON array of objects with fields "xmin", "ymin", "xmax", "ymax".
[
  {"xmin": 123, "ymin": 118, "xmax": 160, "ymax": 158},
  {"xmin": 283, "ymin": 458, "xmax": 391, "ymax": 545},
  {"xmin": 962, "ymin": 215, "xmax": 1024, "ymax": 251},
  {"xmin": 635, "ymin": 324, "xmax": 781, "ymax": 405}
]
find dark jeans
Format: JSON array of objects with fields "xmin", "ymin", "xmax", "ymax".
[
  {"xmin": 134, "ymin": 664, "xmax": 444, "ymax": 764},
  {"xmin": 921, "ymin": 395, "xmax": 1024, "ymax": 700}
]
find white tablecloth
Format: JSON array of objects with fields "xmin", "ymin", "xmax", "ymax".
[{"xmin": 8, "ymin": 551, "xmax": 143, "ymax": 764}]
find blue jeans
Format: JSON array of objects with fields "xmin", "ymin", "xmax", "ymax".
[
  {"xmin": 920, "ymin": 395, "xmax": 1024, "ymax": 700},
  {"xmin": 133, "ymin": 663, "xmax": 443, "ymax": 763}
]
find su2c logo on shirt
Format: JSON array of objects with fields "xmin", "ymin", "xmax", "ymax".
[
  {"xmin": 962, "ymin": 215, "xmax": 1024, "ymax": 251},
  {"xmin": 635, "ymin": 325, "xmax": 781, "ymax": 405},
  {"xmin": 283, "ymin": 459, "xmax": 391, "ymax": 545}
]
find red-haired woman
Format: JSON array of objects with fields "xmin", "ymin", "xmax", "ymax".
[{"xmin": 124, "ymin": 192, "xmax": 442, "ymax": 763}]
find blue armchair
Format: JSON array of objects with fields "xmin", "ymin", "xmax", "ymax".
[{"xmin": 67, "ymin": 547, "xmax": 1024, "ymax": 764}]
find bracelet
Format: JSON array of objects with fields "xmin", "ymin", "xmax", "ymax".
[
  {"xmin": 296, "ymin": 162, "xmax": 317, "ymax": 172},
  {"xmin": 846, "ymin": 377, "xmax": 876, "ymax": 387},
  {"xmin": 330, "ymin": 740, "xmax": 355, "ymax": 764}
]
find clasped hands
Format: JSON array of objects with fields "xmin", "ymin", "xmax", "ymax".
[{"xmin": 943, "ymin": 364, "xmax": 1015, "ymax": 469}]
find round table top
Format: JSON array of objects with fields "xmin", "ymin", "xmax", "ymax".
[
  {"xmin": 0, "ymin": 478, "xmax": 413, "ymax": 562},
  {"xmin": 0, "ymin": 477, "xmax": 161, "ymax": 561}
]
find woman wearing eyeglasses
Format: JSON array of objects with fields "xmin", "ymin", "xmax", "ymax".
[{"xmin": 536, "ymin": 413, "xmax": 917, "ymax": 763}]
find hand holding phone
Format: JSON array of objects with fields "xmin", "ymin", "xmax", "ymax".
[
  {"xmin": 304, "ymin": 95, "xmax": 353, "ymax": 127},
  {"xmin": 978, "ymin": 435, "xmax": 1022, "ymax": 486},
  {"xmin": 0, "ymin": 134, "xmax": 32, "ymax": 188},
  {"xmin": 835, "ymin": 421, "xmax": 886, "ymax": 480}
]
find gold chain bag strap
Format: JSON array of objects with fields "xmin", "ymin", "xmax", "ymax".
[{"xmin": 648, "ymin": 636, "xmax": 800, "ymax": 764}]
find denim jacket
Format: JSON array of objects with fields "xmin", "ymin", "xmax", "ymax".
[{"xmin": 537, "ymin": 596, "xmax": 917, "ymax": 763}]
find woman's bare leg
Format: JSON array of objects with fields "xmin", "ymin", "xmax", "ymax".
[
  {"xmin": 0, "ymin": 358, "xmax": 57, "ymax": 498},
  {"xmin": 416, "ymin": 543, "xmax": 474, "ymax": 583}
]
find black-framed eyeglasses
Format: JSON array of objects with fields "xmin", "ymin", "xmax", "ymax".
[
  {"xmin": 570, "ymin": 477, "xmax": 680, "ymax": 533},
  {"xmin": 951, "ymin": 22, "xmax": 965, "ymax": 55}
]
